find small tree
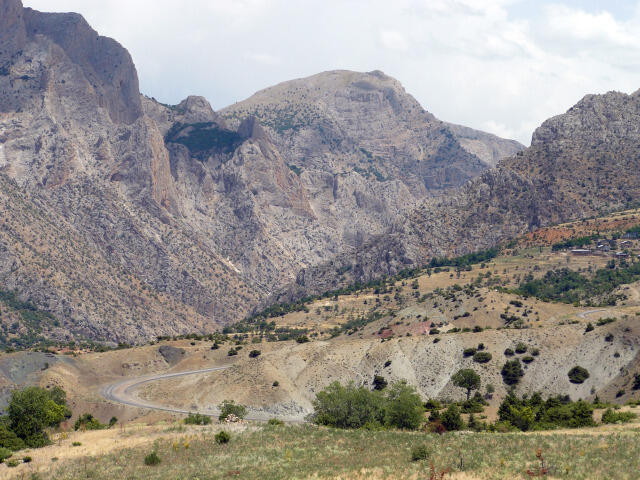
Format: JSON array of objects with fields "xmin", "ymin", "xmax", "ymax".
[
  {"xmin": 383, "ymin": 381, "xmax": 424, "ymax": 430},
  {"xmin": 452, "ymin": 369, "xmax": 481, "ymax": 400},
  {"xmin": 8, "ymin": 387, "xmax": 70, "ymax": 447},
  {"xmin": 441, "ymin": 404, "xmax": 463, "ymax": 431}
]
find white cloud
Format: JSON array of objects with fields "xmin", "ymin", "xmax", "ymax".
[
  {"xmin": 379, "ymin": 30, "xmax": 410, "ymax": 51},
  {"xmin": 22, "ymin": 0, "xmax": 640, "ymax": 145}
]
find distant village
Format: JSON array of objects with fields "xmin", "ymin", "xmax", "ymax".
[{"xmin": 570, "ymin": 230, "xmax": 639, "ymax": 258}]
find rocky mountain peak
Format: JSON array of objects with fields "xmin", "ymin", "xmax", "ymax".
[
  {"xmin": 175, "ymin": 95, "xmax": 224, "ymax": 126},
  {"xmin": 17, "ymin": 6, "xmax": 142, "ymax": 124},
  {"xmin": 0, "ymin": 0, "xmax": 26, "ymax": 62}
]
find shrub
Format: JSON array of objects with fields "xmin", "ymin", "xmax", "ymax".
[
  {"xmin": 531, "ymin": 348, "xmax": 540, "ymax": 356},
  {"xmin": 227, "ymin": 348, "xmax": 238, "ymax": 356},
  {"xmin": 502, "ymin": 360, "xmax": 524, "ymax": 385},
  {"xmin": 522, "ymin": 355, "xmax": 534, "ymax": 364},
  {"xmin": 429, "ymin": 328, "xmax": 440, "ymax": 335},
  {"xmin": 248, "ymin": 349, "xmax": 261, "ymax": 358},
  {"xmin": 184, "ymin": 413, "xmax": 212, "ymax": 425},
  {"xmin": 410, "ymin": 444, "xmax": 430, "ymax": 462},
  {"xmin": 272, "ymin": 381, "xmax": 280, "ymax": 387},
  {"xmin": 601, "ymin": 408, "xmax": 637, "ymax": 424},
  {"xmin": 144, "ymin": 451, "xmax": 161, "ymax": 466},
  {"xmin": 633, "ymin": 373, "xmax": 640, "ymax": 391},
  {"xmin": 463, "ymin": 348, "xmax": 477, "ymax": 357},
  {"xmin": 109, "ymin": 416, "xmax": 118, "ymax": 427},
  {"xmin": 372, "ymin": 375, "xmax": 388, "ymax": 391},
  {"xmin": 218, "ymin": 400, "xmax": 247, "ymax": 421},
  {"xmin": 296, "ymin": 336, "xmax": 310, "ymax": 344},
  {"xmin": 22, "ymin": 455, "xmax": 31, "ymax": 463},
  {"xmin": 0, "ymin": 447, "xmax": 12, "ymax": 462},
  {"xmin": 473, "ymin": 351, "xmax": 492, "ymax": 363},
  {"xmin": 568, "ymin": 366, "xmax": 590, "ymax": 384},
  {"xmin": 215, "ymin": 430, "xmax": 231, "ymax": 444},
  {"xmin": 515, "ymin": 343, "xmax": 527, "ymax": 354},
  {"xmin": 0, "ymin": 426, "xmax": 24, "ymax": 451},
  {"xmin": 383, "ymin": 360, "xmax": 392, "ymax": 368},
  {"xmin": 424, "ymin": 399, "xmax": 442, "ymax": 411},
  {"xmin": 311, "ymin": 380, "xmax": 423, "ymax": 430},
  {"xmin": 441, "ymin": 404, "xmax": 464, "ymax": 431},
  {"xmin": 71, "ymin": 442, "xmax": 81, "ymax": 447},
  {"xmin": 604, "ymin": 333, "xmax": 614, "ymax": 342},
  {"xmin": 74, "ymin": 413, "xmax": 105, "ymax": 431},
  {"xmin": 6, "ymin": 459, "xmax": 19, "ymax": 467},
  {"xmin": 267, "ymin": 418, "xmax": 284, "ymax": 426},
  {"xmin": 585, "ymin": 323, "xmax": 594, "ymax": 333},
  {"xmin": 504, "ymin": 348, "xmax": 514, "ymax": 356}
]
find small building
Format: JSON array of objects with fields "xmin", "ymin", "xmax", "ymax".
[
  {"xmin": 597, "ymin": 244, "xmax": 611, "ymax": 252},
  {"xmin": 615, "ymin": 251, "xmax": 629, "ymax": 258},
  {"xmin": 571, "ymin": 249, "xmax": 591, "ymax": 256},
  {"xmin": 620, "ymin": 240, "xmax": 632, "ymax": 247}
]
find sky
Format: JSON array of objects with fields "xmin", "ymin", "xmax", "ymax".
[{"xmin": 23, "ymin": 0, "xmax": 640, "ymax": 145}]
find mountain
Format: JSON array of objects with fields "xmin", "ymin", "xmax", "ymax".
[
  {"xmin": 0, "ymin": 0, "xmax": 522, "ymax": 345},
  {"xmin": 279, "ymin": 89, "xmax": 640, "ymax": 300}
]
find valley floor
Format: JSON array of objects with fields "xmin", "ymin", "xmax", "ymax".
[{"xmin": 3, "ymin": 420, "xmax": 640, "ymax": 480}]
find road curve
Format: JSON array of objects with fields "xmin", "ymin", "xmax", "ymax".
[
  {"xmin": 576, "ymin": 308, "xmax": 609, "ymax": 319},
  {"xmin": 100, "ymin": 366, "xmax": 304, "ymax": 422}
]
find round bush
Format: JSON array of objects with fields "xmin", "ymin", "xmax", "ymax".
[
  {"xmin": 522, "ymin": 356, "xmax": 534, "ymax": 364},
  {"xmin": 410, "ymin": 444, "xmax": 430, "ymax": 462},
  {"xmin": 504, "ymin": 348, "xmax": 514, "ymax": 356},
  {"xmin": 568, "ymin": 366, "xmax": 590, "ymax": 384},
  {"xmin": 215, "ymin": 430, "xmax": 231, "ymax": 444},
  {"xmin": 515, "ymin": 343, "xmax": 528, "ymax": 354},
  {"xmin": 473, "ymin": 351, "xmax": 492, "ymax": 363},
  {"xmin": 501, "ymin": 359, "xmax": 524, "ymax": 386},
  {"xmin": 463, "ymin": 348, "xmax": 477, "ymax": 357}
]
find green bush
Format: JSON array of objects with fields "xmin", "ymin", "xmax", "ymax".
[
  {"xmin": 473, "ymin": 351, "xmax": 492, "ymax": 363},
  {"xmin": 501, "ymin": 360, "xmax": 524, "ymax": 385},
  {"xmin": 504, "ymin": 348, "xmax": 514, "ymax": 356},
  {"xmin": 568, "ymin": 366, "xmax": 590, "ymax": 384},
  {"xmin": 215, "ymin": 430, "xmax": 231, "ymax": 444},
  {"xmin": 498, "ymin": 392, "xmax": 596, "ymax": 430},
  {"xmin": 515, "ymin": 343, "xmax": 527, "ymax": 354},
  {"xmin": 441, "ymin": 404, "xmax": 464, "ymax": 431},
  {"xmin": 311, "ymin": 380, "xmax": 423, "ymax": 430},
  {"xmin": 463, "ymin": 348, "xmax": 477, "ymax": 357},
  {"xmin": 267, "ymin": 418, "xmax": 284, "ymax": 426},
  {"xmin": 601, "ymin": 408, "xmax": 637, "ymax": 424},
  {"xmin": 22, "ymin": 455, "xmax": 31, "ymax": 463},
  {"xmin": 72, "ymin": 441, "xmax": 81, "ymax": 447},
  {"xmin": 184, "ymin": 413, "xmax": 212, "ymax": 425},
  {"xmin": 296, "ymin": 336, "xmax": 310, "ymax": 344},
  {"xmin": 249, "ymin": 349, "xmax": 261, "ymax": 358},
  {"xmin": 0, "ymin": 425, "xmax": 24, "ymax": 451},
  {"xmin": 144, "ymin": 451, "xmax": 161, "ymax": 466},
  {"xmin": 6, "ymin": 459, "xmax": 19, "ymax": 467},
  {"xmin": 522, "ymin": 356, "xmax": 534, "ymax": 364},
  {"xmin": 218, "ymin": 400, "xmax": 247, "ymax": 421},
  {"xmin": 372, "ymin": 375, "xmax": 388, "ymax": 391},
  {"xmin": 109, "ymin": 417, "xmax": 118, "ymax": 427},
  {"xmin": 74, "ymin": 413, "xmax": 105, "ymax": 431},
  {"xmin": 410, "ymin": 444, "xmax": 430, "ymax": 462},
  {"xmin": 0, "ymin": 447, "xmax": 13, "ymax": 462}
]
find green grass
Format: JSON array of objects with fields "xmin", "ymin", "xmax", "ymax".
[{"xmin": 48, "ymin": 424, "xmax": 640, "ymax": 479}]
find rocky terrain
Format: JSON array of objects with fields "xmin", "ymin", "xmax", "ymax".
[
  {"xmin": 0, "ymin": 0, "xmax": 524, "ymax": 344},
  {"xmin": 277, "ymin": 89, "xmax": 640, "ymax": 301}
]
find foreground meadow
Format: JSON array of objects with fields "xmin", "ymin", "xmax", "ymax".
[{"xmin": 10, "ymin": 421, "xmax": 640, "ymax": 480}]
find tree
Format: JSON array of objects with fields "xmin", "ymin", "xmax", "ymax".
[
  {"xmin": 501, "ymin": 360, "xmax": 524, "ymax": 386},
  {"xmin": 452, "ymin": 369, "xmax": 481, "ymax": 400},
  {"xmin": 383, "ymin": 381, "xmax": 424, "ymax": 430},
  {"xmin": 8, "ymin": 387, "xmax": 70, "ymax": 447},
  {"xmin": 441, "ymin": 404, "xmax": 464, "ymax": 431},
  {"xmin": 311, "ymin": 381, "xmax": 385, "ymax": 429}
]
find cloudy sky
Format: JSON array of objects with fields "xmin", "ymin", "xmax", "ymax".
[{"xmin": 24, "ymin": 0, "xmax": 640, "ymax": 145}]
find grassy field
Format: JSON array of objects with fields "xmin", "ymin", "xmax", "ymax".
[{"xmin": 18, "ymin": 422, "xmax": 640, "ymax": 480}]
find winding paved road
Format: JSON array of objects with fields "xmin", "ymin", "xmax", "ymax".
[
  {"xmin": 100, "ymin": 366, "xmax": 230, "ymax": 416},
  {"xmin": 100, "ymin": 366, "xmax": 304, "ymax": 422}
]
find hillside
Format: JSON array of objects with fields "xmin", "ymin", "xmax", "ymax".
[
  {"xmin": 275, "ymin": 88, "xmax": 640, "ymax": 301},
  {"xmin": 0, "ymin": 0, "xmax": 524, "ymax": 345}
]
